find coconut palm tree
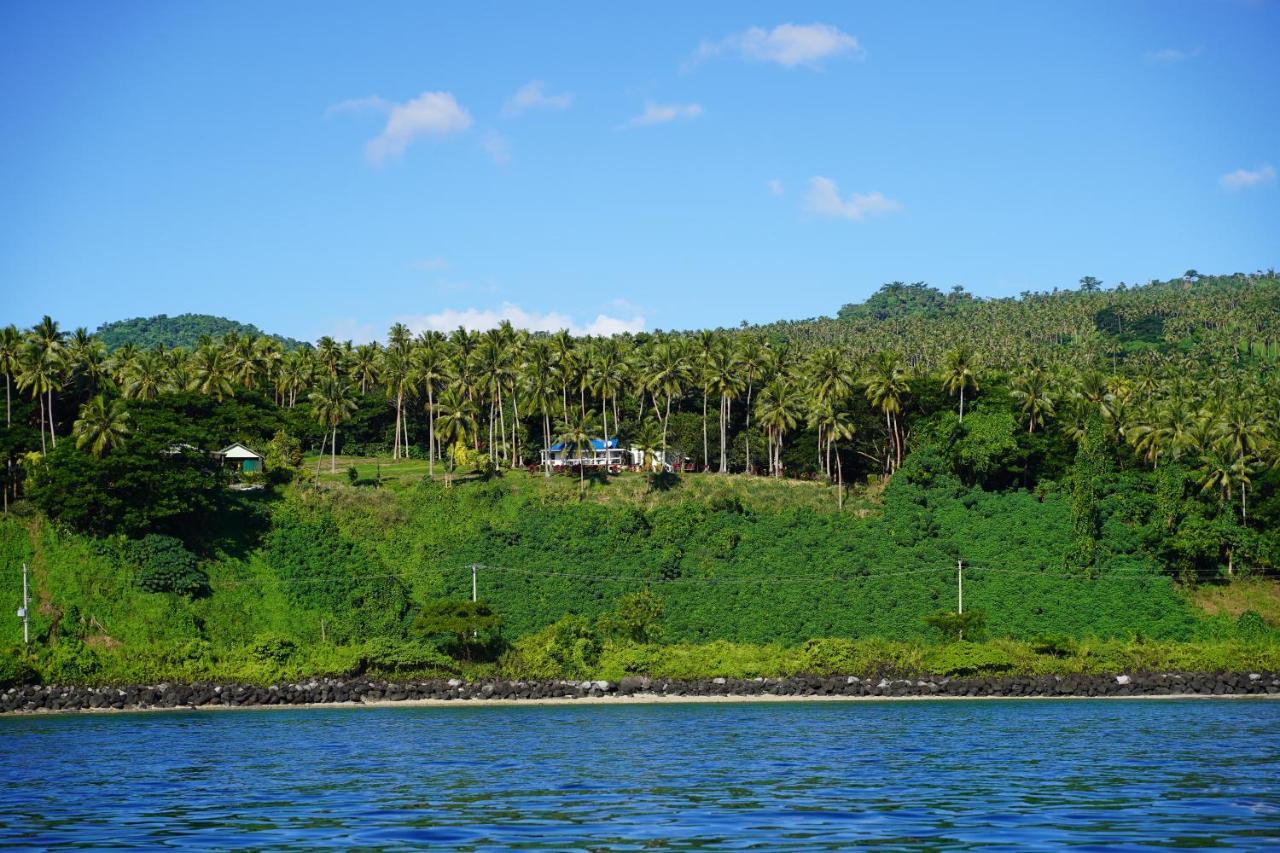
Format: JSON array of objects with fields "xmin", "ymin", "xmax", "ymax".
[
  {"xmin": 381, "ymin": 345, "xmax": 413, "ymax": 460},
  {"xmin": 705, "ymin": 341, "xmax": 741, "ymax": 474},
  {"xmin": 755, "ymin": 377, "xmax": 802, "ymax": 477},
  {"xmin": 190, "ymin": 345, "xmax": 236, "ymax": 401},
  {"xmin": 433, "ymin": 386, "xmax": 477, "ymax": 487},
  {"xmin": 412, "ymin": 331, "xmax": 450, "ymax": 476},
  {"xmin": 123, "ymin": 350, "xmax": 170, "ymax": 400},
  {"xmin": 864, "ymin": 351, "xmax": 910, "ymax": 471},
  {"xmin": 1011, "ymin": 366, "xmax": 1055, "ymax": 434},
  {"xmin": 557, "ymin": 409, "xmax": 600, "ymax": 498},
  {"xmin": 309, "ymin": 377, "xmax": 357, "ymax": 473},
  {"xmin": 72, "ymin": 396, "xmax": 130, "ymax": 457},
  {"xmin": 0, "ymin": 325, "xmax": 21, "ymax": 426},
  {"xmin": 940, "ymin": 344, "xmax": 979, "ymax": 423}
]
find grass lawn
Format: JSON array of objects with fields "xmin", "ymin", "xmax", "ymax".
[
  {"xmin": 1190, "ymin": 577, "xmax": 1280, "ymax": 626},
  {"xmin": 303, "ymin": 453, "xmax": 877, "ymax": 514}
]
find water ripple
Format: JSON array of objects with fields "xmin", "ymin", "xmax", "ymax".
[{"xmin": 1, "ymin": 699, "xmax": 1278, "ymax": 849}]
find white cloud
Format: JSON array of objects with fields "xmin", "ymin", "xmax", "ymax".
[
  {"xmin": 1145, "ymin": 47, "xmax": 1202, "ymax": 63},
  {"xmin": 692, "ymin": 23, "xmax": 861, "ymax": 69},
  {"xmin": 412, "ymin": 257, "xmax": 449, "ymax": 272},
  {"xmin": 325, "ymin": 96, "xmax": 389, "ymax": 117},
  {"xmin": 501, "ymin": 80, "xmax": 574, "ymax": 118},
  {"xmin": 619, "ymin": 101, "xmax": 703, "ymax": 129},
  {"xmin": 320, "ymin": 318, "xmax": 379, "ymax": 346},
  {"xmin": 803, "ymin": 176, "xmax": 902, "ymax": 221},
  {"xmin": 481, "ymin": 131, "xmax": 511, "ymax": 165},
  {"xmin": 766, "ymin": 178, "xmax": 785, "ymax": 196},
  {"xmin": 398, "ymin": 303, "xmax": 646, "ymax": 337},
  {"xmin": 1219, "ymin": 163, "xmax": 1275, "ymax": 190},
  {"xmin": 351, "ymin": 91, "xmax": 472, "ymax": 164}
]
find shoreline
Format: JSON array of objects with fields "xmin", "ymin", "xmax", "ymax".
[
  {"xmin": 4, "ymin": 671, "xmax": 1278, "ymax": 717},
  {"xmin": 5, "ymin": 691, "xmax": 1279, "ymax": 718}
]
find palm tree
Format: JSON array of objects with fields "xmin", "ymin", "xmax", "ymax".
[
  {"xmin": 349, "ymin": 343, "xmax": 380, "ymax": 394},
  {"xmin": 557, "ymin": 409, "xmax": 600, "ymax": 498},
  {"xmin": 413, "ymin": 332, "xmax": 450, "ymax": 476},
  {"xmin": 706, "ymin": 341, "xmax": 741, "ymax": 473},
  {"xmin": 940, "ymin": 345, "xmax": 978, "ymax": 423},
  {"xmin": 123, "ymin": 350, "xmax": 170, "ymax": 400},
  {"xmin": 1011, "ymin": 366, "xmax": 1055, "ymax": 434},
  {"xmin": 816, "ymin": 405, "xmax": 856, "ymax": 507},
  {"xmin": 734, "ymin": 336, "xmax": 767, "ymax": 473},
  {"xmin": 633, "ymin": 419, "xmax": 663, "ymax": 472},
  {"xmin": 643, "ymin": 339, "xmax": 687, "ymax": 465},
  {"xmin": 381, "ymin": 345, "xmax": 413, "ymax": 460},
  {"xmin": 190, "ymin": 345, "xmax": 236, "ymax": 401},
  {"xmin": 0, "ymin": 325, "xmax": 20, "ymax": 426},
  {"xmin": 309, "ymin": 377, "xmax": 357, "ymax": 473},
  {"xmin": 864, "ymin": 351, "xmax": 910, "ymax": 471},
  {"xmin": 72, "ymin": 396, "xmax": 130, "ymax": 457},
  {"xmin": 17, "ymin": 339, "xmax": 62, "ymax": 453},
  {"xmin": 434, "ymin": 387, "xmax": 477, "ymax": 487},
  {"xmin": 755, "ymin": 377, "xmax": 801, "ymax": 477}
]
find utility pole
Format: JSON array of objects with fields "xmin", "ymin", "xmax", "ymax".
[
  {"xmin": 19, "ymin": 562, "xmax": 29, "ymax": 645},
  {"xmin": 471, "ymin": 564, "xmax": 478, "ymax": 603},
  {"xmin": 957, "ymin": 560, "xmax": 963, "ymax": 615}
]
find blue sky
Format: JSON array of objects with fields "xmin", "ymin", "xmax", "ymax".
[{"xmin": 2, "ymin": 2, "xmax": 1277, "ymax": 343}]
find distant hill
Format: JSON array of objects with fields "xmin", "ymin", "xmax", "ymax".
[{"xmin": 94, "ymin": 314, "xmax": 309, "ymax": 351}]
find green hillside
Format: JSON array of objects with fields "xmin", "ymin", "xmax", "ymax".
[
  {"xmin": 2, "ymin": 272, "xmax": 1279, "ymax": 685},
  {"xmin": 94, "ymin": 313, "xmax": 309, "ymax": 351}
]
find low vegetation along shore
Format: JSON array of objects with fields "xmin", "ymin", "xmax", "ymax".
[{"xmin": 6, "ymin": 672, "xmax": 1279, "ymax": 715}]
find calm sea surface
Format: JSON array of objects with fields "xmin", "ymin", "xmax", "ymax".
[{"xmin": 1, "ymin": 698, "xmax": 1278, "ymax": 849}]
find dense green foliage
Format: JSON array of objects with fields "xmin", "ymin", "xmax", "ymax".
[
  {"xmin": 94, "ymin": 314, "xmax": 307, "ymax": 352},
  {"xmin": 2, "ymin": 272, "xmax": 1279, "ymax": 684}
]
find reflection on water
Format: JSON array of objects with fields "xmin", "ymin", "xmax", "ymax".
[{"xmin": 1, "ymin": 699, "xmax": 1278, "ymax": 849}]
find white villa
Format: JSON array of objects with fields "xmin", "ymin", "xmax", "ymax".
[{"xmin": 540, "ymin": 438, "xmax": 672, "ymax": 471}]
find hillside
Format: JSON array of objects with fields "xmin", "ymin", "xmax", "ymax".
[
  {"xmin": 94, "ymin": 313, "xmax": 309, "ymax": 351},
  {"xmin": 2, "ymin": 272, "xmax": 1279, "ymax": 685}
]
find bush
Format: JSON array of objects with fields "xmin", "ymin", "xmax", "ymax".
[
  {"xmin": 249, "ymin": 634, "xmax": 298, "ymax": 664},
  {"xmin": 360, "ymin": 638, "xmax": 455, "ymax": 676},
  {"xmin": 44, "ymin": 640, "xmax": 101, "ymax": 684},
  {"xmin": 923, "ymin": 610, "xmax": 988, "ymax": 642},
  {"xmin": 1236, "ymin": 610, "xmax": 1269, "ymax": 641},
  {"xmin": 128, "ymin": 534, "xmax": 208, "ymax": 596},
  {"xmin": 923, "ymin": 641, "xmax": 1018, "ymax": 676},
  {"xmin": 502, "ymin": 616, "xmax": 602, "ymax": 680},
  {"xmin": 0, "ymin": 647, "xmax": 39, "ymax": 688}
]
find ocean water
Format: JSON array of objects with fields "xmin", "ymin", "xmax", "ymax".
[{"xmin": 1, "ymin": 698, "xmax": 1278, "ymax": 849}]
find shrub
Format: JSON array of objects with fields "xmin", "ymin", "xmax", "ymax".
[
  {"xmin": 0, "ymin": 647, "xmax": 39, "ymax": 688},
  {"xmin": 360, "ymin": 638, "xmax": 455, "ymax": 676},
  {"xmin": 249, "ymin": 634, "xmax": 298, "ymax": 664},
  {"xmin": 44, "ymin": 640, "xmax": 101, "ymax": 684},
  {"xmin": 924, "ymin": 641, "xmax": 1018, "ymax": 676},
  {"xmin": 128, "ymin": 534, "xmax": 208, "ymax": 596},
  {"xmin": 923, "ymin": 610, "xmax": 987, "ymax": 642},
  {"xmin": 502, "ymin": 616, "xmax": 602, "ymax": 680},
  {"xmin": 414, "ymin": 599, "xmax": 503, "ymax": 661},
  {"xmin": 1236, "ymin": 610, "xmax": 1269, "ymax": 641}
]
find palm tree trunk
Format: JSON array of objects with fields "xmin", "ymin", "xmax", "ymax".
[
  {"xmin": 48, "ymin": 390, "xmax": 56, "ymax": 448},
  {"xmin": 959, "ymin": 387, "xmax": 965, "ymax": 424},
  {"xmin": 38, "ymin": 396, "xmax": 46, "ymax": 454},
  {"xmin": 702, "ymin": 391, "xmax": 708, "ymax": 471},
  {"xmin": 331, "ymin": 427, "xmax": 338, "ymax": 473},
  {"xmin": 836, "ymin": 446, "xmax": 844, "ymax": 509},
  {"xmin": 5, "ymin": 376, "xmax": 9, "ymax": 426},
  {"xmin": 511, "ymin": 384, "xmax": 520, "ymax": 469},
  {"xmin": 744, "ymin": 382, "xmax": 753, "ymax": 474},
  {"xmin": 392, "ymin": 394, "xmax": 401, "ymax": 460},
  {"xmin": 543, "ymin": 413, "xmax": 552, "ymax": 477},
  {"xmin": 427, "ymin": 385, "xmax": 435, "ymax": 477},
  {"xmin": 496, "ymin": 384, "xmax": 506, "ymax": 465},
  {"xmin": 315, "ymin": 430, "xmax": 327, "ymax": 474}
]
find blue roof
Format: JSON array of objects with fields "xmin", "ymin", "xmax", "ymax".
[{"xmin": 548, "ymin": 438, "xmax": 619, "ymax": 451}]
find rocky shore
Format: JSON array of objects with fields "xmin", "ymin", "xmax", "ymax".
[{"xmin": 4, "ymin": 671, "xmax": 1279, "ymax": 714}]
